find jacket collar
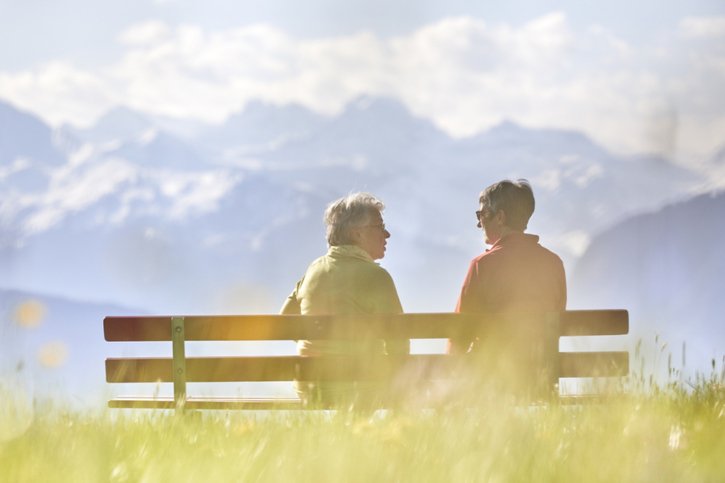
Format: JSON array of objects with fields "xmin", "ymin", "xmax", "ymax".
[
  {"xmin": 328, "ymin": 244, "xmax": 375, "ymax": 262},
  {"xmin": 488, "ymin": 232, "xmax": 540, "ymax": 251}
]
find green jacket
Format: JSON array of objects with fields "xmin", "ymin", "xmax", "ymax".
[{"xmin": 281, "ymin": 245, "xmax": 407, "ymax": 356}]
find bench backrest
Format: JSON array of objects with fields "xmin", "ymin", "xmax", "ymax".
[{"xmin": 104, "ymin": 310, "xmax": 628, "ymax": 409}]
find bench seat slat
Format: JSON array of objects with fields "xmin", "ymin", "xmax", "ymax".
[
  {"xmin": 106, "ymin": 351, "xmax": 628, "ymax": 383},
  {"xmin": 559, "ymin": 310, "xmax": 628, "ymax": 336},
  {"xmin": 106, "ymin": 355, "xmax": 460, "ymax": 383}
]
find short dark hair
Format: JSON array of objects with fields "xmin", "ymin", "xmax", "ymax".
[{"xmin": 479, "ymin": 179, "xmax": 535, "ymax": 231}]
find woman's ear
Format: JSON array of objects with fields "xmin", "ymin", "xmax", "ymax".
[{"xmin": 348, "ymin": 227, "xmax": 362, "ymax": 244}]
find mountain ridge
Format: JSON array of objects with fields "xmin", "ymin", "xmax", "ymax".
[
  {"xmin": 0, "ymin": 95, "xmax": 715, "ymax": 316},
  {"xmin": 570, "ymin": 190, "xmax": 725, "ymax": 378}
]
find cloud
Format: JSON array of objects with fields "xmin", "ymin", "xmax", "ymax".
[
  {"xmin": 387, "ymin": 13, "xmax": 576, "ymax": 134},
  {"xmin": 680, "ymin": 16, "xmax": 725, "ymax": 38},
  {"xmin": 117, "ymin": 20, "xmax": 172, "ymax": 45},
  {"xmin": 0, "ymin": 61, "xmax": 117, "ymax": 127},
  {"xmin": 1, "ymin": 13, "xmax": 724, "ymax": 160}
]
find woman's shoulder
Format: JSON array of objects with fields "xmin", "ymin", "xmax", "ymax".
[{"xmin": 359, "ymin": 262, "xmax": 397, "ymax": 287}]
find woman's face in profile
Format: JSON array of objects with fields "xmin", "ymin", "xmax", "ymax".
[
  {"xmin": 354, "ymin": 211, "xmax": 390, "ymax": 260},
  {"xmin": 478, "ymin": 202, "xmax": 503, "ymax": 245}
]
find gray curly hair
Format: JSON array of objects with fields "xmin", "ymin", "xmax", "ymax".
[{"xmin": 324, "ymin": 192, "xmax": 385, "ymax": 246}]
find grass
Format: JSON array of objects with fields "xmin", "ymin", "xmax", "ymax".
[{"xmin": 1, "ymin": 376, "xmax": 724, "ymax": 483}]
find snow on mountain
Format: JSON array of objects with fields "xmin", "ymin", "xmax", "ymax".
[
  {"xmin": 1, "ymin": 167, "xmax": 319, "ymax": 313},
  {"xmin": 0, "ymin": 100, "xmax": 75, "ymax": 250},
  {"xmin": 196, "ymin": 99, "xmax": 329, "ymax": 163},
  {"xmin": 569, "ymin": 191, "xmax": 725, "ymax": 379},
  {"xmin": 65, "ymin": 106, "xmax": 208, "ymax": 170},
  {"xmin": 104, "ymin": 129, "xmax": 207, "ymax": 170}
]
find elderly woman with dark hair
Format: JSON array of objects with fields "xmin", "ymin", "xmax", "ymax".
[{"xmin": 281, "ymin": 192, "xmax": 408, "ymax": 407}]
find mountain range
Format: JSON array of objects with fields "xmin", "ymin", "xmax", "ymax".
[{"xmin": 1, "ymin": 95, "xmax": 723, "ymax": 403}]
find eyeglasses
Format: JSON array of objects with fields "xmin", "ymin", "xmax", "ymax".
[
  {"xmin": 475, "ymin": 210, "xmax": 489, "ymax": 221},
  {"xmin": 363, "ymin": 223, "xmax": 386, "ymax": 231}
]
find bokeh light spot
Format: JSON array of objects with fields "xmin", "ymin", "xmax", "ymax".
[
  {"xmin": 38, "ymin": 341, "xmax": 69, "ymax": 368},
  {"xmin": 13, "ymin": 300, "xmax": 47, "ymax": 328}
]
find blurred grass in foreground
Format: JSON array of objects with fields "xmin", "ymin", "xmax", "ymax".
[{"xmin": 1, "ymin": 375, "xmax": 724, "ymax": 483}]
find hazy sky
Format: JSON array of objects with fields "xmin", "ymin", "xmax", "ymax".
[{"xmin": 1, "ymin": 0, "xmax": 724, "ymax": 162}]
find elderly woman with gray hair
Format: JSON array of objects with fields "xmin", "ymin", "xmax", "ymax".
[{"xmin": 281, "ymin": 192, "xmax": 408, "ymax": 408}]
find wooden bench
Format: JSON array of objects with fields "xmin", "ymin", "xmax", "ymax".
[{"xmin": 104, "ymin": 310, "xmax": 629, "ymax": 411}]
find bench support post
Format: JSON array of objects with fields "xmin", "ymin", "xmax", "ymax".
[{"xmin": 171, "ymin": 316, "xmax": 187, "ymax": 412}]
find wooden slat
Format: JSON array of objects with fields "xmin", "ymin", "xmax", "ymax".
[
  {"xmin": 559, "ymin": 310, "xmax": 628, "ymax": 336},
  {"xmin": 107, "ymin": 351, "xmax": 629, "ymax": 383},
  {"xmin": 106, "ymin": 355, "xmax": 462, "ymax": 383},
  {"xmin": 104, "ymin": 310, "xmax": 629, "ymax": 342},
  {"xmin": 104, "ymin": 316, "xmax": 169, "ymax": 341},
  {"xmin": 104, "ymin": 314, "xmax": 470, "ymax": 341},
  {"xmin": 559, "ymin": 351, "xmax": 629, "ymax": 377}
]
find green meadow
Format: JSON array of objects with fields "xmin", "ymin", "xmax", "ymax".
[{"xmin": 2, "ymin": 373, "xmax": 724, "ymax": 483}]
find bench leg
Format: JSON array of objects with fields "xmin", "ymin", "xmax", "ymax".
[{"xmin": 171, "ymin": 316, "xmax": 187, "ymax": 413}]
